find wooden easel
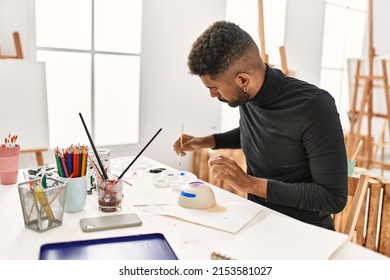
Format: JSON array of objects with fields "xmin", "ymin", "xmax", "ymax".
[
  {"xmin": 0, "ymin": 32, "xmax": 47, "ymax": 166},
  {"xmin": 0, "ymin": 32, "xmax": 23, "ymax": 59},
  {"xmin": 279, "ymin": 45, "xmax": 290, "ymax": 76},
  {"xmin": 257, "ymin": 0, "xmax": 269, "ymax": 63},
  {"xmin": 346, "ymin": 0, "xmax": 390, "ymax": 171},
  {"xmin": 257, "ymin": 0, "xmax": 290, "ymax": 75}
]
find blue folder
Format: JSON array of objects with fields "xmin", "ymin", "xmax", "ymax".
[{"xmin": 39, "ymin": 233, "xmax": 178, "ymax": 260}]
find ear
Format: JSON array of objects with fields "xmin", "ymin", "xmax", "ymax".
[{"xmin": 234, "ymin": 73, "xmax": 250, "ymax": 88}]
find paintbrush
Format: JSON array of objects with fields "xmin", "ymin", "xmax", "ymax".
[
  {"xmin": 115, "ymin": 128, "xmax": 162, "ymax": 184},
  {"xmin": 179, "ymin": 124, "xmax": 184, "ymax": 166},
  {"xmin": 79, "ymin": 113, "xmax": 108, "ymax": 180}
]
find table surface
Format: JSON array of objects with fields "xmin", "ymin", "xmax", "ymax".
[{"xmin": 0, "ymin": 156, "xmax": 388, "ymax": 260}]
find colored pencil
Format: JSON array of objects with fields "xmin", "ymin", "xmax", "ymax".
[
  {"xmin": 81, "ymin": 147, "xmax": 87, "ymax": 176},
  {"xmin": 54, "ymin": 145, "xmax": 88, "ymax": 178},
  {"xmin": 60, "ymin": 153, "xmax": 69, "ymax": 178},
  {"xmin": 54, "ymin": 149, "xmax": 64, "ymax": 178},
  {"xmin": 67, "ymin": 148, "xmax": 73, "ymax": 175},
  {"xmin": 73, "ymin": 148, "xmax": 78, "ymax": 177}
]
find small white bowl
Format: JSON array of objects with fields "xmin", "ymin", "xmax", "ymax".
[{"xmin": 178, "ymin": 181, "xmax": 216, "ymax": 210}]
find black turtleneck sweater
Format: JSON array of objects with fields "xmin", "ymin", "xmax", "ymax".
[{"xmin": 213, "ymin": 65, "xmax": 348, "ymax": 229}]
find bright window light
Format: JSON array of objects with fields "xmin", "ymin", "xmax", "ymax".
[
  {"xmin": 35, "ymin": 0, "xmax": 143, "ymax": 148},
  {"xmin": 320, "ymin": 1, "xmax": 367, "ymax": 129}
]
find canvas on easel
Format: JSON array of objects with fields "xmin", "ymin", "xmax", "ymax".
[
  {"xmin": 0, "ymin": 60, "xmax": 49, "ymax": 165},
  {"xmin": 0, "ymin": 32, "xmax": 48, "ymax": 166}
]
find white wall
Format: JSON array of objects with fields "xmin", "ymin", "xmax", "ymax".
[
  {"xmin": 137, "ymin": 0, "xmax": 225, "ymax": 170},
  {"xmin": 373, "ymin": 0, "xmax": 390, "ymax": 56},
  {"xmin": 0, "ymin": 0, "xmax": 35, "ymax": 59}
]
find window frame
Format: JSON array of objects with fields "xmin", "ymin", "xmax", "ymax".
[{"xmin": 35, "ymin": 0, "xmax": 143, "ymax": 148}]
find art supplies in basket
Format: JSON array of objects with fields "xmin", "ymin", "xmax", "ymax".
[{"xmin": 18, "ymin": 176, "xmax": 67, "ymax": 232}]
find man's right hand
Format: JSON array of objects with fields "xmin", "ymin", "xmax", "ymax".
[{"xmin": 173, "ymin": 134, "xmax": 215, "ymax": 156}]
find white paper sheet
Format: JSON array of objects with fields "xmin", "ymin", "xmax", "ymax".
[
  {"xmin": 144, "ymin": 201, "xmax": 262, "ymax": 233},
  {"xmin": 211, "ymin": 214, "xmax": 349, "ymax": 260}
]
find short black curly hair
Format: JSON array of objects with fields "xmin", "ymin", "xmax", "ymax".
[{"xmin": 188, "ymin": 21, "xmax": 257, "ymax": 78}]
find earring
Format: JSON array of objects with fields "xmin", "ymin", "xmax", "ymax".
[{"xmin": 243, "ymin": 87, "xmax": 248, "ymax": 92}]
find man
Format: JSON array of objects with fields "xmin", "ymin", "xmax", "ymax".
[{"xmin": 173, "ymin": 21, "xmax": 347, "ymax": 230}]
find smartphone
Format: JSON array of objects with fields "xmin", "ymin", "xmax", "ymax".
[{"xmin": 80, "ymin": 213, "xmax": 142, "ymax": 232}]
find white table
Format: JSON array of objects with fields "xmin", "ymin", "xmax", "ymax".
[{"xmin": 0, "ymin": 156, "xmax": 388, "ymax": 260}]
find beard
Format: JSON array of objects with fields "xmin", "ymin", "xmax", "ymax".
[{"xmin": 218, "ymin": 85, "xmax": 251, "ymax": 108}]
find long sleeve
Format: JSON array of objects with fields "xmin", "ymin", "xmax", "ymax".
[
  {"xmin": 241, "ymin": 66, "xmax": 348, "ymax": 229},
  {"xmin": 266, "ymin": 93, "xmax": 348, "ymax": 214},
  {"xmin": 212, "ymin": 127, "xmax": 241, "ymax": 149}
]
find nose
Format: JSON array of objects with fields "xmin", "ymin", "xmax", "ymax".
[{"xmin": 209, "ymin": 89, "xmax": 219, "ymax": 98}]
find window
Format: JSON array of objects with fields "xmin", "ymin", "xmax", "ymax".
[
  {"xmin": 319, "ymin": 0, "xmax": 367, "ymax": 128},
  {"xmin": 35, "ymin": 0, "xmax": 142, "ymax": 148},
  {"xmin": 223, "ymin": 0, "xmax": 286, "ymax": 132}
]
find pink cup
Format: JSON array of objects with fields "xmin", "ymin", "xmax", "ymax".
[{"xmin": 0, "ymin": 144, "xmax": 20, "ymax": 185}]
